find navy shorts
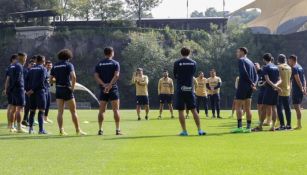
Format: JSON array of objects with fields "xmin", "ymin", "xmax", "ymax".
[
  {"xmin": 56, "ymin": 87, "xmax": 74, "ymax": 101},
  {"xmin": 292, "ymin": 93, "xmax": 304, "ymax": 105},
  {"xmin": 159, "ymin": 94, "xmax": 173, "ymax": 104},
  {"xmin": 175, "ymin": 92, "xmax": 196, "ymax": 110},
  {"xmin": 136, "ymin": 96, "xmax": 149, "ymax": 105},
  {"xmin": 45, "ymin": 91, "xmax": 51, "ymax": 109},
  {"xmin": 263, "ymin": 87, "xmax": 278, "ymax": 105},
  {"xmin": 257, "ymin": 91, "xmax": 265, "ymax": 105},
  {"xmin": 29, "ymin": 90, "xmax": 47, "ymax": 110},
  {"xmin": 11, "ymin": 89, "xmax": 25, "ymax": 107},
  {"xmin": 236, "ymin": 86, "xmax": 253, "ymax": 100},
  {"xmin": 7, "ymin": 92, "xmax": 12, "ymax": 105},
  {"xmin": 99, "ymin": 88, "xmax": 120, "ymax": 102}
]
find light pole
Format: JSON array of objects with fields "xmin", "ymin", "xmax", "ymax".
[{"xmin": 187, "ymin": 0, "xmax": 189, "ymax": 18}]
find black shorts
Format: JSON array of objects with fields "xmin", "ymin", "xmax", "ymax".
[
  {"xmin": 257, "ymin": 91, "xmax": 265, "ymax": 105},
  {"xmin": 7, "ymin": 92, "xmax": 12, "ymax": 105},
  {"xmin": 11, "ymin": 89, "xmax": 25, "ymax": 107},
  {"xmin": 99, "ymin": 88, "xmax": 120, "ymax": 102},
  {"xmin": 56, "ymin": 87, "xmax": 74, "ymax": 101},
  {"xmin": 175, "ymin": 92, "xmax": 196, "ymax": 110},
  {"xmin": 263, "ymin": 87, "xmax": 279, "ymax": 105},
  {"xmin": 159, "ymin": 94, "xmax": 173, "ymax": 104},
  {"xmin": 29, "ymin": 89, "xmax": 47, "ymax": 110},
  {"xmin": 136, "ymin": 96, "xmax": 149, "ymax": 105},
  {"xmin": 236, "ymin": 86, "xmax": 253, "ymax": 100},
  {"xmin": 45, "ymin": 91, "xmax": 51, "ymax": 109},
  {"xmin": 292, "ymin": 92, "xmax": 304, "ymax": 105}
]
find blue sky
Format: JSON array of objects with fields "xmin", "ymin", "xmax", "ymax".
[{"xmin": 151, "ymin": 0, "xmax": 255, "ymax": 18}]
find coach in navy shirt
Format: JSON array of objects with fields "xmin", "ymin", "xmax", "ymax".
[
  {"xmin": 26, "ymin": 55, "xmax": 48, "ymax": 134},
  {"xmin": 232, "ymin": 47, "xmax": 257, "ymax": 133},
  {"xmin": 173, "ymin": 47, "xmax": 205, "ymax": 136},
  {"xmin": 288, "ymin": 55, "xmax": 306, "ymax": 129},
  {"xmin": 94, "ymin": 47, "xmax": 121, "ymax": 136},
  {"xmin": 50, "ymin": 49, "xmax": 86, "ymax": 136}
]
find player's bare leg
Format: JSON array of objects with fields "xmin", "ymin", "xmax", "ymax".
[
  {"xmin": 136, "ymin": 105, "xmax": 141, "ymax": 120},
  {"xmin": 67, "ymin": 99, "xmax": 86, "ymax": 135},
  {"xmin": 168, "ymin": 104, "xmax": 174, "ymax": 118},
  {"xmin": 144, "ymin": 105, "xmax": 149, "ymax": 120},
  {"xmin": 158, "ymin": 103, "xmax": 163, "ymax": 119},
  {"xmin": 111, "ymin": 100, "xmax": 122, "ymax": 135},
  {"xmin": 98, "ymin": 101, "xmax": 107, "ymax": 135},
  {"xmin": 294, "ymin": 104, "xmax": 302, "ymax": 129},
  {"xmin": 56, "ymin": 99, "xmax": 66, "ymax": 135},
  {"xmin": 178, "ymin": 110, "xmax": 187, "ymax": 135}
]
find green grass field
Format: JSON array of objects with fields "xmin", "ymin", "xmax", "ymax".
[{"xmin": 0, "ymin": 109, "xmax": 307, "ymax": 175}]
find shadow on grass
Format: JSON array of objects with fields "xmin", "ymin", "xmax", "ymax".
[{"xmin": 0, "ymin": 134, "xmax": 97, "ymax": 141}]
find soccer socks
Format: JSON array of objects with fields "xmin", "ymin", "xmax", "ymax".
[
  {"xmin": 237, "ymin": 119, "xmax": 242, "ymax": 128},
  {"xmin": 38, "ymin": 111, "xmax": 44, "ymax": 132},
  {"xmin": 29, "ymin": 111, "xmax": 36, "ymax": 128},
  {"xmin": 247, "ymin": 120, "xmax": 252, "ymax": 129}
]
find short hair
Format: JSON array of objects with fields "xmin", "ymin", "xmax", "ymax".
[
  {"xmin": 104, "ymin": 47, "xmax": 114, "ymax": 56},
  {"xmin": 288, "ymin": 55, "xmax": 298, "ymax": 62},
  {"xmin": 46, "ymin": 60, "xmax": 52, "ymax": 64},
  {"xmin": 181, "ymin": 47, "xmax": 191, "ymax": 57},
  {"xmin": 18, "ymin": 52, "xmax": 27, "ymax": 57},
  {"xmin": 278, "ymin": 54, "xmax": 286, "ymax": 64},
  {"xmin": 198, "ymin": 71, "xmax": 204, "ymax": 75},
  {"xmin": 163, "ymin": 70, "xmax": 168, "ymax": 73},
  {"xmin": 263, "ymin": 53, "xmax": 273, "ymax": 62},
  {"xmin": 10, "ymin": 54, "xmax": 18, "ymax": 63},
  {"xmin": 239, "ymin": 47, "xmax": 248, "ymax": 55},
  {"xmin": 36, "ymin": 55, "xmax": 45, "ymax": 63},
  {"xmin": 137, "ymin": 68, "xmax": 143, "ymax": 71},
  {"xmin": 28, "ymin": 59, "xmax": 35, "ymax": 64},
  {"xmin": 57, "ymin": 49, "xmax": 73, "ymax": 60},
  {"xmin": 211, "ymin": 69, "xmax": 216, "ymax": 73}
]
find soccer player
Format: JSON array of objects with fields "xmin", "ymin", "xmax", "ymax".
[
  {"xmin": 185, "ymin": 77, "xmax": 198, "ymax": 119},
  {"xmin": 132, "ymin": 68, "xmax": 150, "ymax": 120},
  {"xmin": 158, "ymin": 70, "xmax": 174, "ymax": 119},
  {"xmin": 206, "ymin": 69, "xmax": 222, "ymax": 118},
  {"xmin": 288, "ymin": 55, "xmax": 306, "ymax": 130},
  {"xmin": 94, "ymin": 47, "xmax": 122, "ymax": 135},
  {"xmin": 231, "ymin": 76, "xmax": 240, "ymax": 118},
  {"xmin": 255, "ymin": 63, "xmax": 266, "ymax": 124},
  {"xmin": 173, "ymin": 47, "xmax": 206, "ymax": 136},
  {"xmin": 195, "ymin": 71, "xmax": 209, "ymax": 118},
  {"xmin": 26, "ymin": 55, "xmax": 48, "ymax": 134},
  {"xmin": 276, "ymin": 54, "xmax": 292, "ymax": 130},
  {"xmin": 255, "ymin": 53, "xmax": 281, "ymax": 132},
  {"xmin": 22, "ymin": 58, "xmax": 36, "ymax": 127},
  {"xmin": 7, "ymin": 53, "xmax": 28, "ymax": 133},
  {"xmin": 44, "ymin": 60, "xmax": 53, "ymax": 123},
  {"xmin": 232, "ymin": 47, "xmax": 258, "ymax": 133},
  {"xmin": 3, "ymin": 54, "xmax": 18, "ymax": 128},
  {"xmin": 50, "ymin": 49, "xmax": 86, "ymax": 136}
]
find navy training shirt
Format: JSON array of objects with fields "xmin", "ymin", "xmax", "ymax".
[
  {"xmin": 173, "ymin": 58, "xmax": 196, "ymax": 92},
  {"xmin": 8, "ymin": 62, "xmax": 24, "ymax": 91},
  {"xmin": 238, "ymin": 57, "xmax": 258, "ymax": 89},
  {"xmin": 50, "ymin": 61, "xmax": 74, "ymax": 87},
  {"xmin": 291, "ymin": 64, "xmax": 305, "ymax": 94},
  {"xmin": 26, "ymin": 64, "xmax": 48, "ymax": 92},
  {"xmin": 263, "ymin": 63, "xmax": 280, "ymax": 89},
  {"xmin": 95, "ymin": 58, "xmax": 120, "ymax": 88}
]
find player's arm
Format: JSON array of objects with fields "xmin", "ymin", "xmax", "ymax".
[
  {"xmin": 105, "ymin": 71, "xmax": 120, "ymax": 93},
  {"xmin": 206, "ymin": 82, "xmax": 210, "ymax": 90},
  {"xmin": 264, "ymin": 75, "xmax": 281, "ymax": 90},
  {"xmin": 158, "ymin": 79, "xmax": 161, "ymax": 95},
  {"xmin": 3, "ymin": 76, "xmax": 9, "ymax": 96},
  {"xmin": 214, "ymin": 78, "xmax": 222, "ymax": 90},
  {"xmin": 170, "ymin": 79, "xmax": 174, "ymax": 94},
  {"xmin": 235, "ymin": 77, "xmax": 239, "ymax": 89},
  {"xmin": 138, "ymin": 76, "xmax": 149, "ymax": 86},
  {"xmin": 239, "ymin": 60, "xmax": 255, "ymax": 86},
  {"xmin": 70, "ymin": 71, "xmax": 77, "ymax": 91},
  {"xmin": 94, "ymin": 73, "xmax": 106, "ymax": 87},
  {"xmin": 173, "ymin": 62, "xmax": 178, "ymax": 79},
  {"xmin": 294, "ymin": 74, "xmax": 304, "ymax": 93}
]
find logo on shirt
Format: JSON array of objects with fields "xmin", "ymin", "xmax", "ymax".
[
  {"xmin": 181, "ymin": 86, "xmax": 193, "ymax": 92},
  {"xmin": 99, "ymin": 63, "xmax": 114, "ymax": 66},
  {"xmin": 179, "ymin": 63, "xmax": 194, "ymax": 66},
  {"xmin": 54, "ymin": 65, "xmax": 66, "ymax": 68}
]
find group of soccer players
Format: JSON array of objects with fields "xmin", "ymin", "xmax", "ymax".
[{"xmin": 2, "ymin": 46, "xmax": 305, "ymax": 136}]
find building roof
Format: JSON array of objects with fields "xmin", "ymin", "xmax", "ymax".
[
  {"xmin": 10, "ymin": 9, "xmax": 59, "ymax": 18},
  {"xmin": 232, "ymin": 0, "xmax": 307, "ymax": 34}
]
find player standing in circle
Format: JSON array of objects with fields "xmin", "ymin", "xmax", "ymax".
[
  {"xmin": 173, "ymin": 47, "xmax": 206, "ymax": 136},
  {"xmin": 195, "ymin": 71, "xmax": 209, "ymax": 118},
  {"xmin": 232, "ymin": 47, "xmax": 258, "ymax": 133},
  {"xmin": 50, "ymin": 49, "xmax": 86, "ymax": 136},
  {"xmin": 94, "ymin": 47, "xmax": 122, "ymax": 135},
  {"xmin": 158, "ymin": 70, "xmax": 174, "ymax": 119}
]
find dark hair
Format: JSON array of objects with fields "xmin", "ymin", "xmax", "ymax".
[
  {"xmin": 28, "ymin": 59, "xmax": 35, "ymax": 64},
  {"xmin": 198, "ymin": 71, "xmax": 204, "ymax": 75},
  {"xmin": 239, "ymin": 47, "xmax": 248, "ymax": 55},
  {"xmin": 46, "ymin": 60, "xmax": 52, "ymax": 64},
  {"xmin": 181, "ymin": 47, "xmax": 191, "ymax": 57},
  {"xmin": 288, "ymin": 55, "xmax": 298, "ymax": 62},
  {"xmin": 278, "ymin": 54, "xmax": 286, "ymax": 64},
  {"xmin": 18, "ymin": 52, "xmax": 27, "ymax": 57},
  {"xmin": 36, "ymin": 55, "xmax": 45, "ymax": 63},
  {"xmin": 10, "ymin": 54, "xmax": 18, "ymax": 63},
  {"xmin": 163, "ymin": 70, "xmax": 168, "ymax": 73},
  {"xmin": 104, "ymin": 47, "xmax": 114, "ymax": 56},
  {"xmin": 263, "ymin": 53, "xmax": 273, "ymax": 62},
  {"xmin": 211, "ymin": 69, "xmax": 216, "ymax": 73},
  {"xmin": 58, "ymin": 49, "xmax": 73, "ymax": 60}
]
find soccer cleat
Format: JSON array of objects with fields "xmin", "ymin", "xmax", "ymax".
[
  {"xmin": 17, "ymin": 128, "xmax": 27, "ymax": 133},
  {"xmin": 269, "ymin": 127, "xmax": 275, "ymax": 132},
  {"xmin": 116, "ymin": 130, "xmax": 123, "ymax": 135},
  {"xmin": 22, "ymin": 121, "xmax": 29, "ymax": 127},
  {"xmin": 9, "ymin": 128, "xmax": 17, "ymax": 133},
  {"xmin": 179, "ymin": 131, "xmax": 188, "ymax": 136},
  {"xmin": 198, "ymin": 130, "xmax": 206, "ymax": 136},
  {"xmin": 29, "ymin": 128, "xmax": 35, "ymax": 134},
  {"xmin": 98, "ymin": 130, "xmax": 103, "ymax": 136},
  {"xmin": 286, "ymin": 126, "xmax": 292, "ymax": 130},
  {"xmin": 158, "ymin": 116, "xmax": 162, "ymax": 120},
  {"xmin": 76, "ymin": 130, "xmax": 87, "ymax": 136},
  {"xmin": 59, "ymin": 130, "xmax": 68, "ymax": 136},
  {"xmin": 45, "ymin": 118, "xmax": 53, "ymax": 124},
  {"xmin": 206, "ymin": 115, "xmax": 209, "ymax": 118},
  {"xmin": 276, "ymin": 126, "xmax": 286, "ymax": 131},
  {"xmin": 231, "ymin": 127, "xmax": 244, "ymax": 133},
  {"xmin": 145, "ymin": 116, "xmax": 149, "ymax": 120},
  {"xmin": 243, "ymin": 128, "xmax": 252, "ymax": 133},
  {"xmin": 185, "ymin": 115, "xmax": 189, "ymax": 119},
  {"xmin": 34, "ymin": 121, "xmax": 39, "ymax": 126},
  {"xmin": 252, "ymin": 126, "xmax": 263, "ymax": 132},
  {"xmin": 171, "ymin": 116, "xmax": 175, "ymax": 119},
  {"xmin": 217, "ymin": 116, "xmax": 223, "ymax": 119},
  {"xmin": 137, "ymin": 117, "xmax": 141, "ymax": 121},
  {"xmin": 38, "ymin": 130, "xmax": 48, "ymax": 135},
  {"xmin": 294, "ymin": 126, "xmax": 302, "ymax": 130}
]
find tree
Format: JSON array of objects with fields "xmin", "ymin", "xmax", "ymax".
[
  {"xmin": 0, "ymin": 0, "xmax": 24, "ymax": 22},
  {"xmin": 92, "ymin": 0, "xmax": 125, "ymax": 21},
  {"xmin": 190, "ymin": 10, "xmax": 204, "ymax": 18},
  {"xmin": 205, "ymin": 7, "xmax": 223, "ymax": 17},
  {"xmin": 23, "ymin": 0, "xmax": 59, "ymax": 10},
  {"xmin": 125, "ymin": 0, "xmax": 162, "ymax": 21},
  {"xmin": 68, "ymin": 0, "xmax": 93, "ymax": 21},
  {"xmin": 229, "ymin": 9, "xmax": 260, "ymax": 25}
]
